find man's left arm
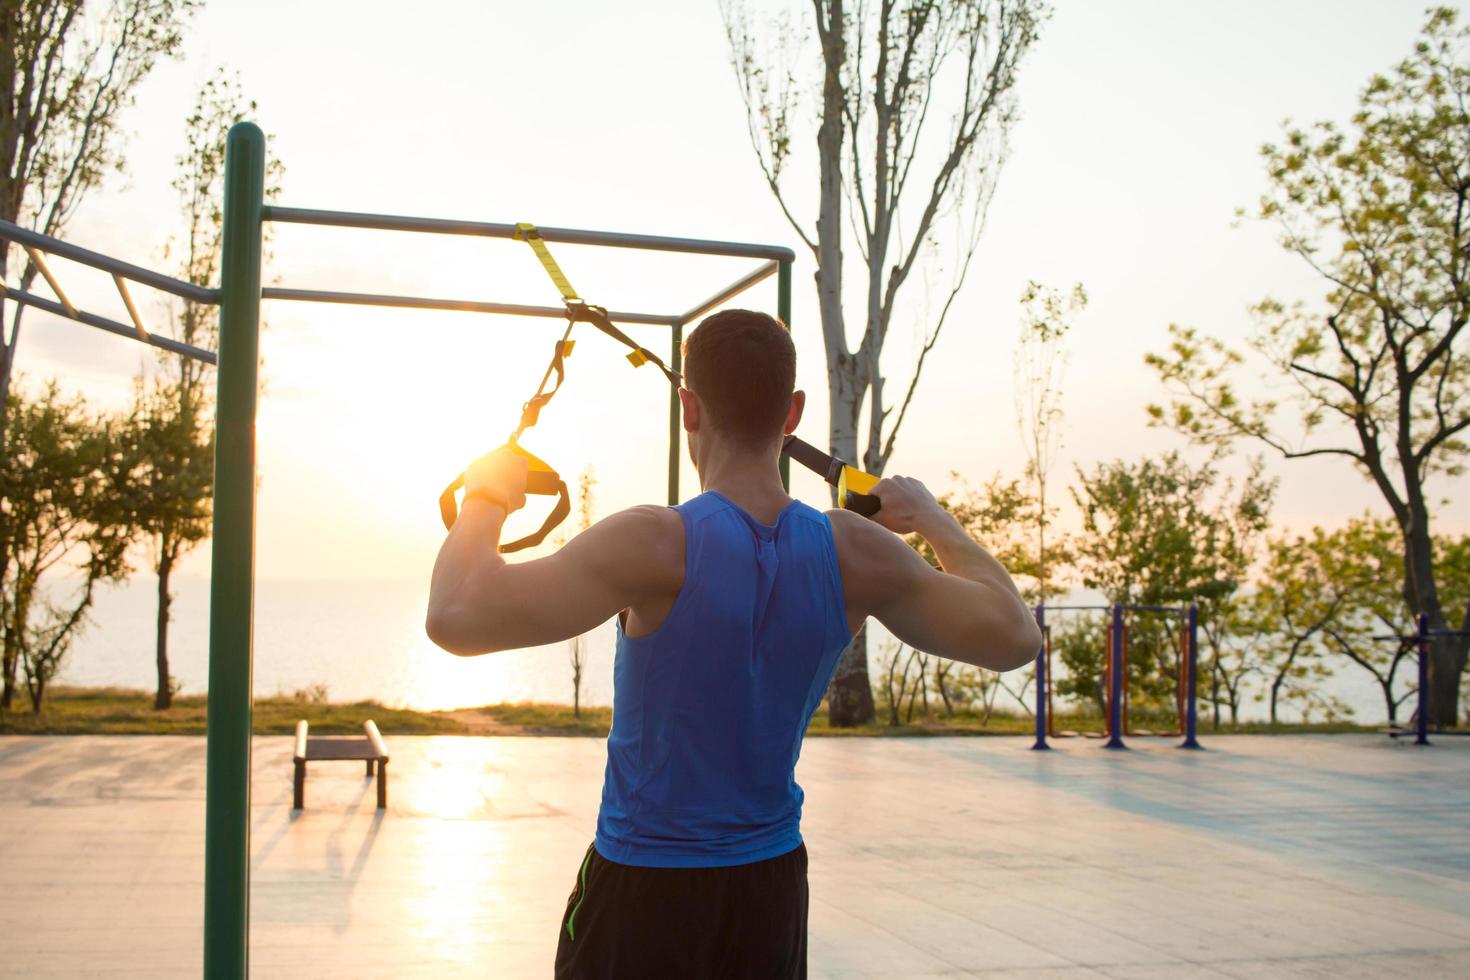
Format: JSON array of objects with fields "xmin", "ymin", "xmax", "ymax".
[{"xmin": 426, "ymin": 452, "xmax": 680, "ymax": 656}]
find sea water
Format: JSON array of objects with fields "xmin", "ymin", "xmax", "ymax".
[{"xmin": 57, "ymin": 574, "xmax": 1399, "ymax": 722}]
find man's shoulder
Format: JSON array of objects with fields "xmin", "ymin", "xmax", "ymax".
[{"xmin": 598, "ymin": 504, "xmax": 684, "ymax": 575}]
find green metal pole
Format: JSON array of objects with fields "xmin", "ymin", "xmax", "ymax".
[
  {"xmin": 777, "ymin": 259, "xmax": 792, "ymax": 491},
  {"xmin": 668, "ymin": 322, "xmax": 683, "ymax": 505},
  {"xmin": 203, "ymin": 121, "xmax": 265, "ymax": 980}
]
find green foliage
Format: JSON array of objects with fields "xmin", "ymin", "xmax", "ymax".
[
  {"xmin": 134, "ymin": 70, "xmax": 283, "ymax": 710},
  {"xmin": 1, "ymin": 383, "xmax": 142, "ymax": 711},
  {"xmin": 917, "ymin": 474, "xmax": 1066, "ymax": 605},
  {"xmin": 1145, "ymin": 8, "xmax": 1470, "ymax": 717},
  {"xmin": 1063, "ymin": 452, "xmax": 1274, "ymax": 719},
  {"xmin": 1052, "ymin": 612, "xmax": 1108, "ymax": 714},
  {"xmin": 1071, "ymin": 452, "xmax": 1273, "ymax": 606}
]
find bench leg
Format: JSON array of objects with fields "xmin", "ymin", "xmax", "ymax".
[
  {"xmin": 294, "ymin": 760, "xmax": 306, "ymax": 810},
  {"xmin": 365, "ymin": 759, "xmax": 374, "ymax": 777},
  {"xmin": 377, "ymin": 761, "xmax": 388, "ymax": 809}
]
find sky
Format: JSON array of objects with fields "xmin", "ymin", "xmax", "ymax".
[{"xmin": 17, "ymin": 0, "xmax": 1469, "ymax": 584}]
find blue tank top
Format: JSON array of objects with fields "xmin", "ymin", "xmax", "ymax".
[{"xmin": 594, "ymin": 491, "xmax": 851, "ymax": 868}]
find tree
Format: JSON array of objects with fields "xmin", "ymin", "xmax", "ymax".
[
  {"xmin": 914, "ymin": 476, "xmax": 1042, "ymax": 717},
  {"xmin": 1014, "ymin": 280, "xmax": 1084, "ymax": 602},
  {"xmin": 1315, "ymin": 518, "xmax": 1420, "ymax": 724},
  {"xmin": 2, "ymin": 382, "xmax": 139, "ymax": 711},
  {"xmin": 1066, "ymin": 452, "xmax": 1274, "ymax": 715},
  {"xmin": 1248, "ymin": 528, "xmax": 1370, "ymax": 724},
  {"xmin": 1147, "ymin": 9, "xmax": 1470, "ymax": 724},
  {"xmin": 722, "ymin": 0, "xmax": 1048, "ymax": 725},
  {"xmin": 131, "ymin": 70, "xmax": 277, "ymax": 710},
  {"xmin": 0, "ymin": 0, "xmax": 197, "ymax": 685},
  {"xmin": 567, "ymin": 466, "xmax": 597, "ymax": 719},
  {"xmin": 1, "ymin": 0, "xmax": 199, "ymax": 432}
]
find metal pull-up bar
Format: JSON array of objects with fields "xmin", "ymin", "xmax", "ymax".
[{"xmin": 0, "ymin": 218, "xmax": 218, "ymax": 364}]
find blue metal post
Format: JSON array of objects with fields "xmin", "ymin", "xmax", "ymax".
[
  {"xmin": 1032, "ymin": 606, "xmax": 1049, "ymax": 750},
  {"xmin": 1416, "ymin": 612, "xmax": 1431, "ymax": 746},
  {"xmin": 1104, "ymin": 603, "xmax": 1127, "ymax": 750},
  {"xmin": 1180, "ymin": 603, "xmax": 1202, "ymax": 749}
]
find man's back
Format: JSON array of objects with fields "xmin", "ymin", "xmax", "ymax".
[
  {"xmin": 597, "ymin": 491, "xmax": 850, "ymax": 868},
  {"xmin": 426, "ymin": 308, "xmax": 1041, "ymax": 978}
]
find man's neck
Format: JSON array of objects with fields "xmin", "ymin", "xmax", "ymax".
[{"xmin": 695, "ymin": 442, "xmax": 792, "ymax": 524}]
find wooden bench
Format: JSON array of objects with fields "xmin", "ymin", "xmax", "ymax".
[{"xmin": 293, "ymin": 719, "xmax": 389, "ymax": 810}]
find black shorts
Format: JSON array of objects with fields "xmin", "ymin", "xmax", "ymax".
[{"xmin": 554, "ymin": 841, "xmax": 809, "ymax": 979}]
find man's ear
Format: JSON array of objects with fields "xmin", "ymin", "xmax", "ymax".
[
  {"xmin": 679, "ymin": 387, "xmax": 701, "ymax": 434},
  {"xmin": 784, "ymin": 390, "xmax": 806, "ymax": 435}
]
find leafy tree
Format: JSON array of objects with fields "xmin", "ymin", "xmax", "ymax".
[
  {"xmin": 1, "ymin": 382, "xmax": 139, "ymax": 711},
  {"xmin": 131, "ymin": 70, "xmax": 278, "ymax": 710},
  {"xmin": 1147, "ymin": 9, "xmax": 1470, "ymax": 724},
  {"xmin": 1315, "ymin": 518, "xmax": 1420, "ymax": 724},
  {"xmin": 1014, "ymin": 280, "xmax": 1085, "ymax": 601},
  {"xmin": 1065, "ymin": 452, "xmax": 1274, "ymax": 717},
  {"xmin": 1248, "ymin": 528, "xmax": 1371, "ymax": 724},
  {"xmin": 0, "ymin": 0, "xmax": 197, "ymax": 691},
  {"xmin": 721, "ymin": 0, "xmax": 1048, "ymax": 725},
  {"xmin": 0, "ymin": 0, "xmax": 199, "ymax": 436},
  {"xmin": 914, "ymin": 476, "xmax": 1044, "ymax": 718}
]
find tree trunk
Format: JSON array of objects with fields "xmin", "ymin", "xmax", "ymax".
[
  {"xmin": 831, "ymin": 624, "xmax": 877, "ymax": 727},
  {"xmin": 1380, "ymin": 675, "xmax": 1397, "ymax": 726},
  {"xmin": 1400, "ymin": 454, "xmax": 1465, "ymax": 725},
  {"xmin": 1, "ymin": 627, "xmax": 16, "ymax": 711},
  {"xmin": 2, "ymin": 588, "xmax": 28, "ymax": 711},
  {"xmin": 154, "ymin": 550, "xmax": 174, "ymax": 710}
]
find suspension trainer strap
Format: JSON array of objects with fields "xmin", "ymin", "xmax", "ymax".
[
  {"xmin": 439, "ymin": 222, "xmax": 885, "ymax": 543},
  {"xmin": 514, "ymin": 223, "xmax": 579, "ymax": 302}
]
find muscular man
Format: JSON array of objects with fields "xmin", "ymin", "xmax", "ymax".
[{"xmin": 427, "ymin": 309, "xmax": 1040, "ymax": 979}]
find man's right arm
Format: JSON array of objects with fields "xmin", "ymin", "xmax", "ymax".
[{"xmin": 830, "ymin": 476, "xmax": 1041, "ymax": 672}]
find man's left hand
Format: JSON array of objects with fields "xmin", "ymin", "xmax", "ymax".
[{"xmin": 464, "ymin": 447, "xmax": 530, "ymax": 514}]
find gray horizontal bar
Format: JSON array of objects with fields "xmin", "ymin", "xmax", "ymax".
[
  {"xmin": 677, "ymin": 259, "xmax": 780, "ymax": 326},
  {"xmin": 261, "ymin": 286, "xmax": 679, "ymax": 326},
  {"xmin": 7, "ymin": 288, "xmax": 216, "ymax": 364},
  {"xmin": 261, "ymin": 206, "xmax": 797, "ymax": 262},
  {"xmin": 0, "ymin": 220, "xmax": 217, "ymax": 304}
]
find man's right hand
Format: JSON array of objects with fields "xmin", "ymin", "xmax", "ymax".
[{"xmin": 867, "ymin": 475, "xmax": 945, "ymax": 536}]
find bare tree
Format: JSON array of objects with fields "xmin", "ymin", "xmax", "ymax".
[
  {"xmin": 1014, "ymin": 280, "xmax": 1084, "ymax": 602},
  {"xmin": 722, "ymin": 0, "xmax": 1048, "ymax": 724},
  {"xmin": 567, "ymin": 467, "xmax": 597, "ymax": 718}
]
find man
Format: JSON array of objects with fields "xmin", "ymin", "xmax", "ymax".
[{"xmin": 427, "ymin": 309, "xmax": 1040, "ymax": 978}]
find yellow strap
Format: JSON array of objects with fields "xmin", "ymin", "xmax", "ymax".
[
  {"xmin": 625, "ymin": 350, "xmax": 647, "ymax": 367},
  {"xmin": 515, "ymin": 222, "xmax": 579, "ymax": 302},
  {"xmin": 837, "ymin": 465, "xmax": 879, "ymax": 508}
]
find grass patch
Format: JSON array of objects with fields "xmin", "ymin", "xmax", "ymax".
[
  {"xmin": 455, "ymin": 702, "xmax": 614, "ymax": 736},
  {"xmin": 0, "ymin": 687, "xmax": 1391, "ymax": 737},
  {"xmin": 0, "ymin": 687, "xmax": 464, "ymax": 736}
]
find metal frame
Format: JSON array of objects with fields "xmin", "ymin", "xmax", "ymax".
[
  {"xmin": 1378, "ymin": 614, "xmax": 1470, "ymax": 745},
  {"xmin": 1030, "ymin": 602, "xmax": 1200, "ymax": 752},
  {"xmin": 0, "ymin": 122, "xmax": 797, "ymax": 980}
]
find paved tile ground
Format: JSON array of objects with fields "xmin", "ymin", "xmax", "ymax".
[{"xmin": 1, "ymin": 733, "xmax": 1467, "ymax": 978}]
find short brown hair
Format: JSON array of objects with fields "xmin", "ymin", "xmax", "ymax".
[{"xmin": 683, "ymin": 309, "xmax": 795, "ymax": 447}]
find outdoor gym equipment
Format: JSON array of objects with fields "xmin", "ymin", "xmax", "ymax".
[
  {"xmin": 1030, "ymin": 603, "xmax": 1200, "ymax": 752},
  {"xmin": 1377, "ymin": 613, "xmax": 1470, "ymax": 745},
  {"xmin": 0, "ymin": 121, "xmax": 838, "ymax": 979},
  {"xmin": 435, "ymin": 222, "xmax": 881, "ymax": 551}
]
